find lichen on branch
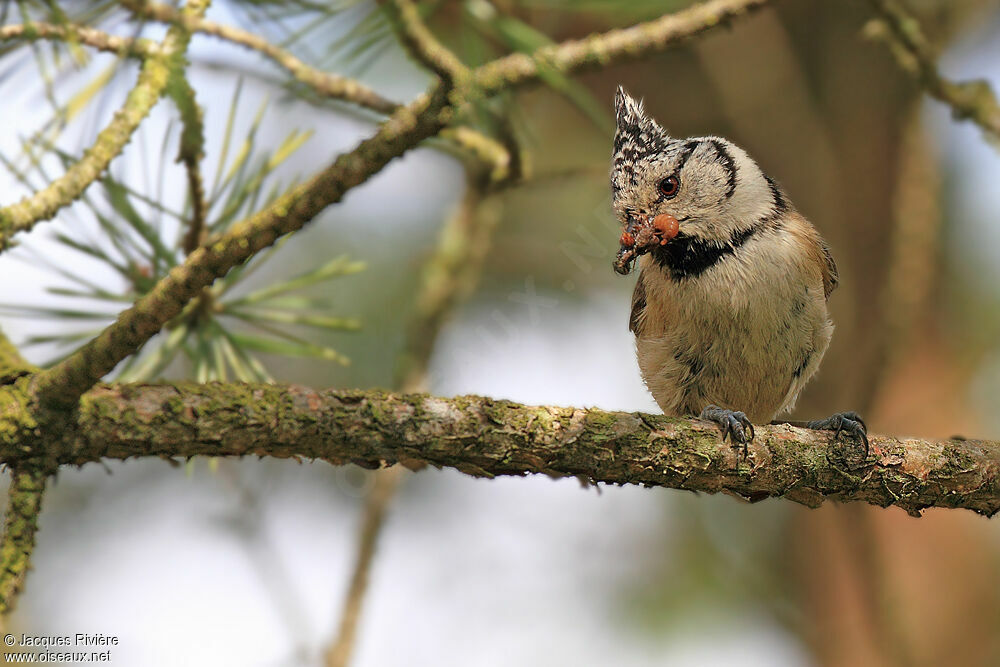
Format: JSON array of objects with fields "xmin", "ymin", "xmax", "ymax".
[
  {"xmin": 30, "ymin": 86, "xmax": 452, "ymax": 410},
  {"xmin": 0, "ymin": 0, "xmax": 211, "ymax": 248},
  {"xmin": 381, "ymin": 0, "xmax": 470, "ymax": 84},
  {"xmin": 31, "ymin": 0, "xmax": 769, "ymax": 410},
  {"xmin": 1, "ymin": 384, "xmax": 991, "ymax": 517},
  {"xmin": 0, "ymin": 467, "xmax": 49, "ymax": 616},
  {"xmin": 867, "ymin": 0, "xmax": 1000, "ymax": 140}
]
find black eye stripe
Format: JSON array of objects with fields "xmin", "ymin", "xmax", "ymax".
[
  {"xmin": 710, "ymin": 139, "xmax": 737, "ymax": 198},
  {"xmin": 649, "ymin": 140, "xmax": 700, "ymax": 200},
  {"xmin": 674, "ymin": 140, "xmax": 700, "ymax": 174}
]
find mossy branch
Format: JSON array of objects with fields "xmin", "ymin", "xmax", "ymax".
[
  {"xmin": 165, "ymin": 74, "xmax": 208, "ymax": 255},
  {"xmin": 0, "ymin": 0, "xmax": 211, "ymax": 249},
  {"xmin": 0, "ymin": 467, "xmax": 49, "ymax": 616},
  {"xmin": 867, "ymin": 0, "xmax": 1000, "ymax": 140},
  {"xmin": 30, "ymin": 86, "xmax": 453, "ymax": 410},
  {"xmin": 31, "ymin": 0, "xmax": 767, "ymax": 410},
  {"xmin": 126, "ymin": 0, "xmax": 399, "ymax": 114},
  {"xmin": 2, "ymin": 383, "xmax": 998, "ymax": 517},
  {"xmin": 381, "ymin": 0, "xmax": 470, "ymax": 84}
]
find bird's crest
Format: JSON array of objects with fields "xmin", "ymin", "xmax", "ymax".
[{"xmin": 612, "ymin": 87, "xmax": 669, "ymax": 193}]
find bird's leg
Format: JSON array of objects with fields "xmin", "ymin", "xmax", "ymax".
[
  {"xmin": 699, "ymin": 405, "xmax": 754, "ymax": 459},
  {"xmin": 773, "ymin": 411, "xmax": 871, "ymax": 457}
]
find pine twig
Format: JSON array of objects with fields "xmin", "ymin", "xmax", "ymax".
[
  {"xmin": 0, "ymin": 0, "xmax": 212, "ymax": 248},
  {"xmin": 30, "ymin": 0, "xmax": 767, "ymax": 410},
  {"xmin": 381, "ymin": 0, "xmax": 469, "ymax": 84},
  {"xmin": 325, "ymin": 119, "xmax": 517, "ymax": 667},
  {"xmin": 324, "ymin": 466, "xmax": 403, "ymax": 667},
  {"xmin": 166, "ymin": 75, "xmax": 209, "ymax": 254},
  {"xmin": 867, "ymin": 0, "xmax": 1000, "ymax": 140},
  {"xmin": 126, "ymin": 0, "xmax": 398, "ymax": 114}
]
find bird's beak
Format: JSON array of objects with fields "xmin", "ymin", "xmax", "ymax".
[{"xmin": 613, "ymin": 213, "xmax": 680, "ymax": 275}]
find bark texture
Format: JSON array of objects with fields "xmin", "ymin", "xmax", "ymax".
[{"xmin": 5, "ymin": 382, "xmax": 996, "ymax": 517}]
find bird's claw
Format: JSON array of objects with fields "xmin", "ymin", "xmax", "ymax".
[
  {"xmin": 700, "ymin": 405, "xmax": 754, "ymax": 459},
  {"xmin": 807, "ymin": 411, "xmax": 869, "ymax": 457}
]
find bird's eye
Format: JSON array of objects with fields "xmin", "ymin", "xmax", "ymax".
[{"xmin": 658, "ymin": 175, "xmax": 680, "ymax": 199}]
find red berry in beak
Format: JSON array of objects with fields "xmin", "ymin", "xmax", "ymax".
[{"xmin": 652, "ymin": 214, "xmax": 679, "ymax": 245}]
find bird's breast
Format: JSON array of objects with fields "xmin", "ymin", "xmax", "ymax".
[{"xmin": 634, "ymin": 235, "xmax": 831, "ymax": 421}]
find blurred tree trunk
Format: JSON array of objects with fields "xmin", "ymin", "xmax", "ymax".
[{"xmin": 755, "ymin": 3, "xmax": 1000, "ymax": 665}]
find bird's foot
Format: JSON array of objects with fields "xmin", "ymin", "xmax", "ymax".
[
  {"xmin": 804, "ymin": 411, "xmax": 871, "ymax": 457},
  {"xmin": 700, "ymin": 405, "xmax": 754, "ymax": 459}
]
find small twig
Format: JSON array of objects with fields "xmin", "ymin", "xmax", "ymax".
[
  {"xmin": 325, "ymin": 122, "xmax": 517, "ymax": 667},
  {"xmin": 126, "ymin": 0, "xmax": 398, "ymax": 114},
  {"xmin": 0, "ymin": 0, "xmax": 212, "ymax": 249},
  {"xmin": 0, "ymin": 22, "xmax": 149, "ymax": 56},
  {"xmin": 381, "ymin": 0, "xmax": 469, "ymax": 84},
  {"xmin": 0, "ymin": 467, "xmax": 50, "ymax": 616},
  {"xmin": 867, "ymin": 0, "xmax": 1000, "ymax": 139},
  {"xmin": 324, "ymin": 466, "xmax": 404, "ymax": 667},
  {"xmin": 166, "ymin": 75, "xmax": 209, "ymax": 254},
  {"xmin": 29, "ymin": 0, "xmax": 765, "ymax": 410},
  {"xmin": 437, "ymin": 127, "xmax": 514, "ymax": 184}
]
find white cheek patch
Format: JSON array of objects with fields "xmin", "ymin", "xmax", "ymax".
[{"xmin": 727, "ymin": 145, "xmax": 775, "ymax": 223}]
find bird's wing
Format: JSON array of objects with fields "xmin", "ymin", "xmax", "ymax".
[{"xmin": 820, "ymin": 238, "xmax": 839, "ymax": 300}]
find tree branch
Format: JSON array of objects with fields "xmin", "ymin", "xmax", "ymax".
[
  {"xmin": 29, "ymin": 86, "xmax": 451, "ymax": 410},
  {"xmin": 0, "ymin": 467, "xmax": 49, "ymax": 616},
  {"xmin": 166, "ymin": 73, "xmax": 209, "ymax": 255},
  {"xmin": 30, "ymin": 0, "xmax": 766, "ymax": 409},
  {"xmin": 0, "ymin": 0, "xmax": 211, "ymax": 248},
  {"xmin": 324, "ymin": 465, "xmax": 403, "ymax": 667},
  {"xmin": 126, "ymin": 0, "xmax": 398, "ymax": 114},
  {"xmin": 0, "ymin": 383, "xmax": 991, "ymax": 517},
  {"xmin": 867, "ymin": 0, "xmax": 1000, "ymax": 140},
  {"xmin": 381, "ymin": 0, "xmax": 469, "ymax": 84},
  {"xmin": 471, "ymin": 0, "xmax": 769, "ymax": 95},
  {"xmin": 0, "ymin": 22, "xmax": 149, "ymax": 56}
]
